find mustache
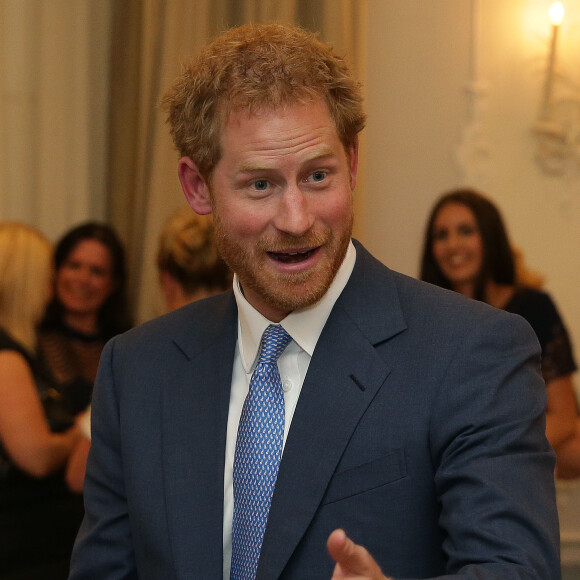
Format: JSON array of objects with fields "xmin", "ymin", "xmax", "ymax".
[{"xmin": 255, "ymin": 231, "xmax": 331, "ymax": 253}]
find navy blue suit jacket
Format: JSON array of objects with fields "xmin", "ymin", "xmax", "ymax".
[{"xmin": 69, "ymin": 242, "xmax": 560, "ymax": 579}]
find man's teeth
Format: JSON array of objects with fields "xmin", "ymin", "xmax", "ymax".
[{"xmin": 270, "ymin": 249, "xmax": 314, "ymax": 263}]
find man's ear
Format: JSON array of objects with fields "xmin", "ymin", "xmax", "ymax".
[
  {"xmin": 348, "ymin": 135, "xmax": 359, "ymax": 191},
  {"xmin": 178, "ymin": 157, "xmax": 213, "ymax": 215}
]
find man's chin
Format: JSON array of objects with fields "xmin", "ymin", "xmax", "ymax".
[{"xmin": 257, "ymin": 278, "xmax": 333, "ymax": 313}]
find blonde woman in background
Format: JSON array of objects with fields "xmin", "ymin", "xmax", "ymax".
[
  {"xmin": 0, "ymin": 222, "xmax": 83, "ymax": 579},
  {"xmin": 157, "ymin": 207, "xmax": 232, "ymax": 311}
]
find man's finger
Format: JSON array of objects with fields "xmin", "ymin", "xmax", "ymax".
[
  {"xmin": 327, "ymin": 528, "xmax": 352, "ymax": 565},
  {"xmin": 327, "ymin": 528, "xmax": 387, "ymax": 578}
]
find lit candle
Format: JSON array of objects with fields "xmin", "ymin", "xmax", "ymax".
[{"xmin": 540, "ymin": 2, "xmax": 565, "ymax": 119}]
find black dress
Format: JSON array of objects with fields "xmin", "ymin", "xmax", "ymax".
[
  {"xmin": 0, "ymin": 328, "xmax": 84, "ymax": 580},
  {"xmin": 504, "ymin": 287, "xmax": 577, "ymax": 383},
  {"xmin": 38, "ymin": 323, "xmax": 105, "ymax": 415}
]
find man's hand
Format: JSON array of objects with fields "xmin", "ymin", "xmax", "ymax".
[{"xmin": 327, "ymin": 529, "xmax": 391, "ymax": 579}]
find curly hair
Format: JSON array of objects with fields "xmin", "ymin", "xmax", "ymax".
[
  {"xmin": 161, "ymin": 22, "xmax": 366, "ymax": 181},
  {"xmin": 420, "ymin": 189, "xmax": 515, "ymax": 301},
  {"xmin": 157, "ymin": 207, "xmax": 231, "ymax": 296}
]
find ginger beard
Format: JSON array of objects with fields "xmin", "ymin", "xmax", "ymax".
[{"xmin": 213, "ymin": 209, "xmax": 353, "ymax": 316}]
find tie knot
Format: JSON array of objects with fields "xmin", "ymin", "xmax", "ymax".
[{"xmin": 258, "ymin": 324, "xmax": 292, "ymax": 365}]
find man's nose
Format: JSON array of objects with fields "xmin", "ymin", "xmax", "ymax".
[{"xmin": 274, "ymin": 187, "xmax": 314, "ymax": 236}]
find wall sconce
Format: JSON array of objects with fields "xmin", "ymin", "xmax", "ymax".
[{"xmin": 532, "ymin": 2, "xmax": 580, "ymax": 176}]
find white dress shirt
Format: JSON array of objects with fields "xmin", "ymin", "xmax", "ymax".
[{"xmin": 222, "ymin": 241, "xmax": 356, "ymax": 578}]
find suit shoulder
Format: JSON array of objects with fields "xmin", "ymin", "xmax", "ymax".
[
  {"xmin": 393, "ymin": 271, "xmax": 537, "ymax": 344},
  {"xmin": 110, "ymin": 290, "xmax": 236, "ymax": 352},
  {"xmin": 346, "ymin": 242, "xmax": 536, "ymax": 345}
]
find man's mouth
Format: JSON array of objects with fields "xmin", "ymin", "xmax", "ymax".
[{"xmin": 267, "ymin": 247, "xmax": 318, "ymax": 263}]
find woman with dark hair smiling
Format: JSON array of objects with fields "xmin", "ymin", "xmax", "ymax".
[
  {"xmin": 39, "ymin": 222, "xmax": 132, "ymax": 415},
  {"xmin": 421, "ymin": 188, "xmax": 580, "ymax": 478}
]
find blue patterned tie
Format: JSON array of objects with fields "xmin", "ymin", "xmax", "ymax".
[{"xmin": 230, "ymin": 324, "xmax": 292, "ymax": 580}]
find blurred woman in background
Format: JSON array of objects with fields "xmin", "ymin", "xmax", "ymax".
[
  {"xmin": 39, "ymin": 222, "xmax": 132, "ymax": 415},
  {"xmin": 0, "ymin": 222, "xmax": 82, "ymax": 579},
  {"xmin": 421, "ymin": 188, "xmax": 580, "ymax": 478},
  {"xmin": 157, "ymin": 207, "xmax": 232, "ymax": 311}
]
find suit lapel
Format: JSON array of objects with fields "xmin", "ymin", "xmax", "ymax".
[
  {"xmin": 258, "ymin": 244, "xmax": 407, "ymax": 578},
  {"xmin": 161, "ymin": 296, "xmax": 237, "ymax": 579}
]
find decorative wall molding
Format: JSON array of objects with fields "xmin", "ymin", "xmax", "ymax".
[
  {"xmin": 454, "ymin": 0, "xmax": 493, "ymax": 186},
  {"xmin": 533, "ymin": 96, "xmax": 580, "ymax": 176},
  {"xmin": 455, "ymin": 81, "xmax": 493, "ymax": 186}
]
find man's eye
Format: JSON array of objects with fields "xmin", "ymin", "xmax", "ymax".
[
  {"xmin": 253, "ymin": 180, "xmax": 269, "ymax": 191},
  {"xmin": 310, "ymin": 171, "xmax": 326, "ymax": 182}
]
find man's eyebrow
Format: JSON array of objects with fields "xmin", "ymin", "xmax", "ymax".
[
  {"xmin": 236, "ymin": 150, "xmax": 338, "ymax": 173},
  {"xmin": 236, "ymin": 164, "xmax": 275, "ymax": 174},
  {"xmin": 304, "ymin": 149, "xmax": 337, "ymax": 163}
]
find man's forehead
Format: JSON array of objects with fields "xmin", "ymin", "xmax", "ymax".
[
  {"xmin": 219, "ymin": 107, "xmax": 343, "ymax": 165},
  {"xmin": 221, "ymin": 96, "xmax": 331, "ymax": 127}
]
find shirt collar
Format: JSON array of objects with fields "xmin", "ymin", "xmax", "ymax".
[{"xmin": 234, "ymin": 241, "xmax": 357, "ymax": 373}]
